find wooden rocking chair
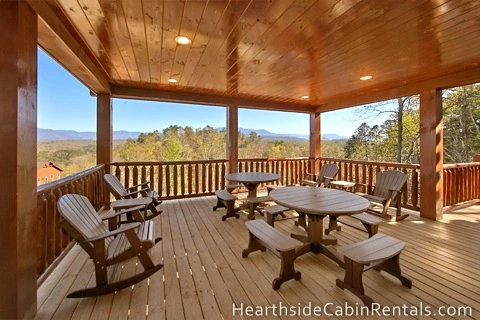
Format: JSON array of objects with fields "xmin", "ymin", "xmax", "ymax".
[
  {"xmin": 302, "ymin": 163, "xmax": 339, "ymax": 188},
  {"xmin": 104, "ymin": 173, "xmax": 163, "ymax": 220},
  {"xmin": 355, "ymin": 170, "xmax": 408, "ymax": 221},
  {"xmin": 57, "ymin": 194, "xmax": 163, "ymax": 298}
]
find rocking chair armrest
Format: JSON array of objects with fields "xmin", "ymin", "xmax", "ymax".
[
  {"xmin": 125, "ymin": 188, "xmax": 150, "ymax": 197},
  {"xmin": 323, "ymin": 176, "xmax": 336, "ymax": 187},
  {"xmin": 101, "ymin": 205, "xmax": 146, "ymax": 220},
  {"xmin": 387, "ymin": 188, "xmax": 403, "ymax": 199},
  {"xmin": 127, "ymin": 181, "xmax": 151, "ymax": 191},
  {"xmin": 81, "ymin": 222, "xmax": 141, "ymax": 244}
]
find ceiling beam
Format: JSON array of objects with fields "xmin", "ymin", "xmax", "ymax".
[
  {"xmin": 111, "ymin": 85, "xmax": 316, "ymax": 113},
  {"xmin": 27, "ymin": 0, "xmax": 110, "ymax": 93},
  {"xmin": 318, "ymin": 66, "xmax": 480, "ymax": 112}
]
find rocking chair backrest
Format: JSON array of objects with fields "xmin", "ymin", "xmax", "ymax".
[
  {"xmin": 372, "ymin": 170, "xmax": 407, "ymax": 200},
  {"xmin": 58, "ymin": 194, "xmax": 111, "ymax": 256},
  {"xmin": 104, "ymin": 174, "xmax": 129, "ymax": 198},
  {"xmin": 318, "ymin": 163, "xmax": 339, "ymax": 187}
]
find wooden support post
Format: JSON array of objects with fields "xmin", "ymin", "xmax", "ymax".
[
  {"xmin": 420, "ymin": 89, "xmax": 443, "ymax": 220},
  {"xmin": 0, "ymin": 2, "xmax": 38, "ymax": 318},
  {"xmin": 97, "ymin": 93, "xmax": 112, "ymax": 170},
  {"xmin": 310, "ymin": 112, "xmax": 321, "ymax": 172},
  {"xmin": 97, "ymin": 93, "xmax": 112, "ymax": 206},
  {"xmin": 227, "ymin": 105, "xmax": 238, "ymax": 174}
]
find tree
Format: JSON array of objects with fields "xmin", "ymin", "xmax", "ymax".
[
  {"xmin": 354, "ymin": 96, "xmax": 419, "ymax": 163},
  {"xmin": 443, "ymin": 84, "xmax": 480, "ymax": 163}
]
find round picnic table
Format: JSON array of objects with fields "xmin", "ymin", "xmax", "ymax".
[{"xmin": 269, "ymin": 186, "xmax": 370, "ymax": 266}]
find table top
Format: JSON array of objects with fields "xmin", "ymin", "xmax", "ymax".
[
  {"xmin": 111, "ymin": 197, "xmax": 152, "ymax": 210},
  {"xmin": 269, "ymin": 186, "xmax": 370, "ymax": 216},
  {"xmin": 224, "ymin": 172, "xmax": 280, "ymax": 184}
]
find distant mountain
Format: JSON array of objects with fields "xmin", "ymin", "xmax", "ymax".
[
  {"xmin": 38, "ymin": 128, "xmax": 141, "ymax": 140},
  {"xmin": 37, "ymin": 128, "xmax": 348, "ymax": 141},
  {"xmin": 321, "ymin": 133, "xmax": 349, "ymax": 140},
  {"xmin": 230, "ymin": 128, "xmax": 348, "ymax": 141}
]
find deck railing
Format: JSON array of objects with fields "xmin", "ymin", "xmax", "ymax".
[
  {"xmin": 112, "ymin": 158, "xmax": 314, "ymax": 199},
  {"xmin": 318, "ymin": 157, "xmax": 421, "ymax": 211},
  {"xmin": 35, "ymin": 158, "xmax": 480, "ymax": 281},
  {"xmin": 443, "ymin": 162, "xmax": 480, "ymax": 206},
  {"xmin": 36, "ymin": 164, "xmax": 107, "ymax": 281}
]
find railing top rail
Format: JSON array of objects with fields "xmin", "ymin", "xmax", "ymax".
[
  {"xmin": 36, "ymin": 164, "xmax": 105, "ymax": 195},
  {"xmin": 239, "ymin": 157, "xmax": 312, "ymax": 161},
  {"xmin": 111, "ymin": 160, "xmax": 228, "ymax": 166},
  {"xmin": 318, "ymin": 157, "xmax": 421, "ymax": 169},
  {"xmin": 443, "ymin": 162, "xmax": 480, "ymax": 169}
]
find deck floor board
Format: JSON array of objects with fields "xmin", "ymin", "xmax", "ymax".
[{"xmin": 35, "ymin": 195, "xmax": 480, "ymax": 320}]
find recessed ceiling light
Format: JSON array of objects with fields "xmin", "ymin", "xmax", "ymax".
[
  {"xmin": 360, "ymin": 75, "xmax": 373, "ymax": 81},
  {"xmin": 175, "ymin": 36, "xmax": 191, "ymax": 45},
  {"xmin": 301, "ymin": 95, "xmax": 309, "ymax": 99},
  {"xmin": 168, "ymin": 78, "xmax": 178, "ymax": 83}
]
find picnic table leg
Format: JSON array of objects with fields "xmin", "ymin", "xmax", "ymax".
[
  {"xmin": 294, "ymin": 212, "xmax": 307, "ymax": 230},
  {"xmin": 325, "ymin": 215, "xmax": 341, "ymax": 235}
]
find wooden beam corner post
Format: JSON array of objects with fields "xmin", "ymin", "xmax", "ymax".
[
  {"xmin": 227, "ymin": 105, "xmax": 238, "ymax": 174},
  {"xmin": 97, "ymin": 93, "xmax": 112, "ymax": 206},
  {"xmin": 0, "ymin": 1, "xmax": 38, "ymax": 318},
  {"xmin": 419, "ymin": 89, "xmax": 443, "ymax": 220},
  {"xmin": 310, "ymin": 112, "xmax": 321, "ymax": 173}
]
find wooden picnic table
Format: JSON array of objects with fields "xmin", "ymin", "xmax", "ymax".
[
  {"xmin": 269, "ymin": 186, "xmax": 370, "ymax": 266},
  {"xmin": 224, "ymin": 172, "xmax": 280, "ymax": 198}
]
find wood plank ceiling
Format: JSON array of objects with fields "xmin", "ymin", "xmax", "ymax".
[{"xmin": 30, "ymin": 0, "xmax": 480, "ymax": 112}]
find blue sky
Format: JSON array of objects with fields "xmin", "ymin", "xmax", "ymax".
[{"xmin": 38, "ymin": 48, "xmax": 382, "ymax": 137}]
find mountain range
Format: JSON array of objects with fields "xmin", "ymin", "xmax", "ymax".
[{"xmin": 37, "ymin": 128, "xmax": 348, "ymax": 141}]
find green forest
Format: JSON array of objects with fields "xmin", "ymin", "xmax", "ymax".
[{"xmin": 38, "ymin": 84, "xmax": 480, "ymax": 178}]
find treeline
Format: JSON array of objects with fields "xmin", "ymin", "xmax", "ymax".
[{"xmin": 37, "ymin": 128, "xmax": 346, "ymax": 177}]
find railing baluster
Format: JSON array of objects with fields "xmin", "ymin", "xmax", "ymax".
[
  {"xmin": 173, "ymin": 164, "xmax": 178, "ymax": 196},
  {"xmin": 158, "ymin": 165, "xmax": 163, "ymax": 198},
  {"xmin": 202, "ymin": 163, "xmax": 207, "ymax": 193},
  {"xmin": 133, "ymin": 166, "xmax": 139, "ymax": 189},
  {"xmin": 195, "ymin": 163, "xmax": 199, "ymax": 194},
  {"xmin": 165, "ymin": 165, "xmax": 171, "ymax": 197},
  {"xmin": 37, "ymin": 193, "xmax": 47, "ymax": 275},
  {"xmin": 124, "ymin": 166, "xmax": 130, "ymax": 189}
]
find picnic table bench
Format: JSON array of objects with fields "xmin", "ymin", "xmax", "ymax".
[
  {"xmin": 336, "ymin": 233, "xmax": 412, "ymax": 307},
  {"xmin": 242, "ymin": 219, "xmax": 310, "ymax": 289}
]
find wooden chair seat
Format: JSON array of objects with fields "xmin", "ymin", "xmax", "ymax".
[
  {"xmin": 57, "ymin": 194, "xmax": 163, "ymax": 298},
  {"xmin": 242, "ymin": 220, "xmax": 310, "ymax": 290},
  {"xmin": 336, "ymin": 233, "xmax": 412, "ymax": 307}
]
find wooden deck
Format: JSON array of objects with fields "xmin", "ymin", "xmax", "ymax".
[{"xmin": 35, "ymin": 193, "xmax": 480, "ymax": 319}]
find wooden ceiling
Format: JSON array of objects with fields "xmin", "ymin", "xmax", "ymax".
[{"xmin": 29, "ymin": 0, "xmax": 480, "ymax": 113}]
